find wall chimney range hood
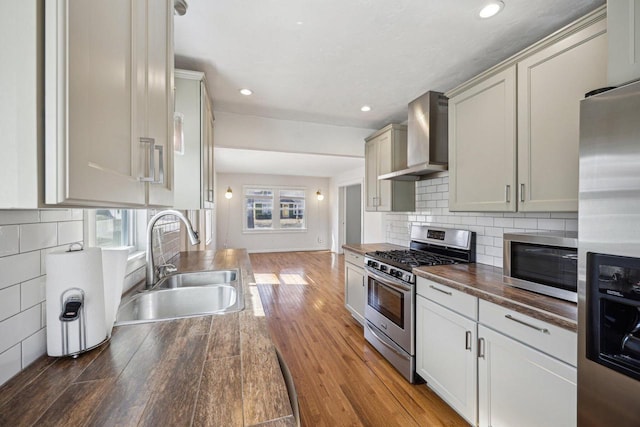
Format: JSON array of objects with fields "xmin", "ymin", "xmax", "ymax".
[{"xmin": 379, "ymin": 91, "xmax": 448, "ymax": 181}]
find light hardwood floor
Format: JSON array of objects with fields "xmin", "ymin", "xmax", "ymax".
[{"xmin": 250, "ymin": 251, "xmax": 468, "ymax": 427}]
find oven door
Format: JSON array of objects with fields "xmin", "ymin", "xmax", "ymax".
[{"xmin": 364, "ymin": 268, "xmax": 414, "ymax": 354}]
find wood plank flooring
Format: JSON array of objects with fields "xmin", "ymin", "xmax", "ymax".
[{"xmin": 250, "ymin": 251, "xmax": 468, "ymax": 427}]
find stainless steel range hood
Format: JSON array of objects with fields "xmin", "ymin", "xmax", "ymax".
[{"xmin": 379, "ymin": 91, "xmax": 448, "ymax": 181}]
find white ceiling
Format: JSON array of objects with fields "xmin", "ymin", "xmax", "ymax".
[{"xmin": 174, "ymin": 0, "xmax": 605, "ymax": 176}]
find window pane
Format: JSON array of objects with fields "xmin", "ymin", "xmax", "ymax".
[
  {"xmin": 95, "ymin": 209, "xmax": 133, "ymax": 247},
  {"xmin": 245, "ymin": 196, "xmax": 273, "ymax": 229},
  {"xmin": 280, "ymin": 190, "xmax": 305, "ymax": 229}
]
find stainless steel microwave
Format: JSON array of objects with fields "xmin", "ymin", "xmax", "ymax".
[{"xmin": 503, "ymin": 232, "xmax": 578, "ymax": 302}]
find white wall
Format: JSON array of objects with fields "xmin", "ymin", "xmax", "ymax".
[
  {"xmin": 214, "ymin": 111, "xmax": 373, "ymax": 157},
  {"xmin": 384, "ymin": 173, "xmax": 578, "ymax": 267},
  {"xmin": 329, "ymin": 166, "xmax": 385, "ymax": 253},
  {"xmin": 217, "ymin": 173, "xmax": 331, "ymax": 252}
]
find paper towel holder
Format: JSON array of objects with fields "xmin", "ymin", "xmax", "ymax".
[
  {"xmin": 66, "ymin": 242, "xmax": 84, "ymax": 252},
  {"xmin": 59, "ymin": 288, "xmax": 87, "ymax": 358}
]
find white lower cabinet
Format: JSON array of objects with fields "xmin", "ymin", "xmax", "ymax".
[
  {"xmin": 415, "ymin": 278, "xmax": 577, "ymax": 427},
  {"xmin": 344, "ymin": 250, "xmax": 365, "ymax": 324},
  {"xmin": 477, "ymin": 325, "xmax": 577, "ymax": 427},
  {"xmin": 416, "ymin": 295, "xmax": 477, "ymax": 425}
]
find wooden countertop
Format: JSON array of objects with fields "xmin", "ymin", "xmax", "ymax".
[
  {"xmin": 0, "ymin": 249, "xmax": 295, "ymax": 427},
  {"xmin": 415, "ymin": 263, "xmax": 577, "ymax": 331},
  {"xmin": 343, "ymin": 242, "xmax": 577, "ymax": 332}
]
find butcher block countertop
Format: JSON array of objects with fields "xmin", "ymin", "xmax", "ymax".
[
  {"xmin": 343, "ymin": 243, "xmax": 577, "ymax": 332},
  {"xmin": 0, "ymin": 249, "xmax": 295, "ymax": 427}
]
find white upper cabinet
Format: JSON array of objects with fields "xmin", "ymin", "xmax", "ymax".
[
  {"xmin": 448, "ymin": 7, "xmax": 606, "ymax": 212},
  {"xmin": 517, "ymin": 18, "xmax": 606, "ymax": 212},
  {"xmin": 45, "ymin": 0, "xmax": 174, "ymax": 207},
  {"xmin": 608, "ymin": 0, "xmax": 640, "ymax": 86},
  {"xmin": 449, "ymin": 66, "xmax": 517, "ymax": 212},
  {"xmin": 173, "ymin": 70, "xmax": 215, "ymax": 210},
  {"xmin": 364, "ymin": 124, "xmax": 415, "ymax": 212},
  {"xmin": 0, "ymin": 1, "xmax": 41, "ymax": 208}
]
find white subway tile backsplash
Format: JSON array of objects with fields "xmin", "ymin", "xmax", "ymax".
[
  {"xmin": 385, "ymin": 177, "xmax": 581, "ymax": 267},
  {"xmin": 21, "ymin": 328, "xmax": 46, "ymax": 367},
  {"xmin": 0, "ymin": 305, "xmax": 41, "ymax": 354},
  {"xmin": 40, "ymin": 209, "xmax": 74, "ymax": 223},
  {"xmin": 0, "ymin": 252, "xmax": 40, "ymax": 290},
  {"xmin": 0, "ymin": 344, "xmax": 21, "ymax": 386},
  {"xmin": 0, "ymin": 225, "xmax": 19, "ymax": 257},
  {"xmin": 538, "ymin": 218, "xmax": 566, "ymax": 231},
  {"xmin": 20, "ymin": 223, "xmax": 57, "ymax": 252},
  {"xmin": 21, "ymin": 276, "xmax": 46, "ymax": 310},
  {"xmin": 514, "ymin": 218, "xmax": 538, "ymax": 229},
  {"xmin": 57, "ymin": 221, "xmax": 83, "ymax": 245},
  {"xmin": 0, "ymin": 285, "xmax": 20, "ymax": 322},
  {"xmin": 0, "ymin": 211, "xmax": 39, "ymax": 225},
  {"xmin": 494, "ymin": 217, "xmax": 514, "ymax": 228}
]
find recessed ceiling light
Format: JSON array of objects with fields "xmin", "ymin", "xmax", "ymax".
[
  {"xmin": 361, "ymin": 105, "xmax": 371, "ymax": 112},
  {"xmin": 479, "ymin": 1, "xmax": 504, "ymax": 19},
  {"xmin": 296, "ymin": 21, "xmax": 304, "ymax": 25},
  {"xmin": 240, "ymin": 88, "xmax": 253, "ymax": 96}
]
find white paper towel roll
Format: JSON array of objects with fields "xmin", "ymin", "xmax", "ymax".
[
  {"xmin": 102, "ymin": 248, "xmax": 129, "ymax": 337},
  {"xmin": 46, "ymin": 247, "xmax": 107, "ymax": 357}
]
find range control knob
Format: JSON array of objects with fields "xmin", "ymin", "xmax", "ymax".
[{"xmin": 380, "ymin": 265, "xmax": 387, "ymax": 272}]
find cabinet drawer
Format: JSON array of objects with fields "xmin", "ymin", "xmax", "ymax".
[
  {"xmin": 345, "ymin": 250, "xmax": 364, "ymax": 266},
  {"xmin": 478, "ymin": 299, "xmax": 576, "ymax": 366},
  {"xmin": 416, "ymin": 277, "xmax": 478, "ymax": 320}
]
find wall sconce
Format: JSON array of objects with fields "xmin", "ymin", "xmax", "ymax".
[
  {"xmin": 316, "ymin": 190, "xmax": 324, "ymax": 201},
  {"xmin": 173, "ymin": 112, "xmax": 184, "ymax": 155},
  {"xmin": 225, "ymin": 187, "xmax": 233, "ymax": 199}
]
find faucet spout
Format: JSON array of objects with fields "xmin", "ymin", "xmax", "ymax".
[{"xmin": 145, "ymin": 210, "xmax": 200, "ymax": 288}]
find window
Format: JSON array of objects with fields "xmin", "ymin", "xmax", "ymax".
[
  {"xmin": 86, "ymin": 209, "xmax": 139, "ymax": 253},
  {"xmin": 244, "ymin": 187, "xmax": 306, "ymax": 231}
]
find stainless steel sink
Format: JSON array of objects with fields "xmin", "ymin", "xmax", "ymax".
[
  {"xmin": 115, "ymin": 269, "xmax": 243, "ymax": 325},
  {"xmin": 153, "ymin": 269, "xmax": 238, "ymax": 289}
]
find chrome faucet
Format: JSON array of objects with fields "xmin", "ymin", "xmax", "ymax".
[{"xmin": 146, "ymin": 210, "xmax": 200, "ymax": 288}]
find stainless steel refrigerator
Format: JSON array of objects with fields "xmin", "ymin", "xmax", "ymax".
[{"xmin": 578, "ymin": 80, "xmax": 640, "ymax": 426}]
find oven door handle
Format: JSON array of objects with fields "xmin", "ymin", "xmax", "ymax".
[
  {"xmin": 365, "ymin": 322, "xmax": 410, "ymax": 361},
  {"xmin": 365, "ymin": 268, "xmax": 412, "ymax": 292}
]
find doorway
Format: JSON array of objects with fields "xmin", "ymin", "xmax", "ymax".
[{"xmin": 339, "ymin": 183, "xmax": 362, "ymax": 251}]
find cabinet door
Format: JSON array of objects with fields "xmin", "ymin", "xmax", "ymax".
[
  {"xmin": 376, "ymin": 132, "xmax": 393, "ymax": 212},
  {"xmin": 517, "ymin": 19, "xmax": 606, "ymax": 212},
  {"xmin": 345, "ymin": 262, "xmax": 365, "ymax": 324},
  {"xmin": 145, "ymin": 0, "xmax": 173, "ymax": 206},
  {"xmin": 203, "ymin": 86, "xmax": 215, "ymax": 208},
  {"xmin": 45, "ymin": 0, "xmax": 145, "ymax": 206},
  {"xmin": 478, "ymin": 325, "xmax": 577, "ymax": 427},
  {"xmin": 416, "ymin": 296, "xmax": 477, "ymax": 425},
  {"xmin": 608, "ymin": 0, "xmax": 640, "ymax": 86},
  {"xmin": 449, "ymin": 66, "xmax": 517, "ymax": 212},
  {"xmin": 365, "ymin": 140, "xmax": 379, "ymax": 211}
]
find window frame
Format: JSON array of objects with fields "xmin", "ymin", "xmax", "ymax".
[{"xmin": 242, "ymin": 185, "xmax": 307, "ymax": 233}]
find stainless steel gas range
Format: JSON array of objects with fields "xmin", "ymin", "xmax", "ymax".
[{"xmin": 363, "ymin": 226, "xmax": 475, "ymax": 383}]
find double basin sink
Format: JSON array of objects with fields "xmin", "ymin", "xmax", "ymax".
[{"xmin": 115, "ymin": 269, "xmax": 244, "ymax": 325}]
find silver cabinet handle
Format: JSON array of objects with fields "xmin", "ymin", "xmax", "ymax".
[
  {"xmin": 478, "ymin": 337, "xmax": 486, "ymax": 359},
  {"xmin": 465, "ymin": 331, "xmax": 472, "ymax": 351},
  {"xmin": 520, "ymin": 183, "xmax": 525, "ymax": 202},
  {"xmin": 139, "ymin": 137, "xmax": 156, "ymax": 183},
  {"xmin": 207, "ymin": 189, "xmax": 214, "ymax": 203},
  {"xmin": 429, "ymin": 285, "xmax": 453, "ymax": 296},
  {"xmin": 155, "ymin": 144, "xmax": 164, "ymax": 185},
  {"xmin": 505, "ymin": 184, "xmax": 511, "ymax": 203},
  {"xmin": 139, "ymin": 138, "xmax": 164, "ymax": 185},
  {"xmin": 505, "ymin": 314, "xmax": 550, "ymax": 334}
]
